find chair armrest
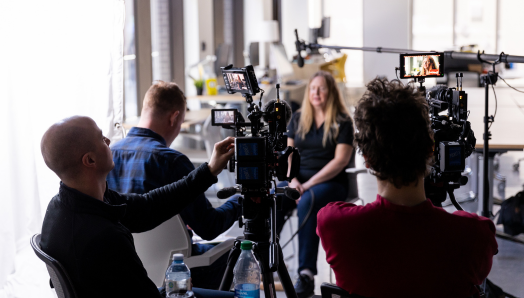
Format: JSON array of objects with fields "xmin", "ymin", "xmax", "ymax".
[
  {"xmin": 345, "ymin": 168, "xmax": 367, "ymax": 175},
  {"xmin": 184, "ymin": 238, "xmax": 235, "ymax": 269},
  {"xmin": 321, "ymin": 282, "xmax": 369, "ymax": 298},
  {"xmin": 321, "ymin": 282, "xmax": 350, "ymax": 298}
]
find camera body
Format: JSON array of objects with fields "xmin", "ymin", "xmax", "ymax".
[
  {"xmin": 212, "ymin": 65, "xmax": 300, "ymax": 227},
  {"xmin": 424, "ymin": 83, "xmax": 476, "ymax": 205}
]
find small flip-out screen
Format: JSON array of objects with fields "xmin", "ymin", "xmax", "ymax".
[
  {"xmin": 400, "ymin": 53, "xmax": 444, "ymax": 78},
  {"xmin": 211, "ymin": 109, "xmax": 236, "ymax": 126}
]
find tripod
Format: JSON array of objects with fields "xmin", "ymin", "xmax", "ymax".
[{"xmin": 218, "ymin": 193, "xmax": 298, "ymax": 298}]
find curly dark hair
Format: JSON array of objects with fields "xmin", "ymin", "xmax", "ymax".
[{"xmin": 354, "ymin": 77, "xmax": 434, "ymax": 188}]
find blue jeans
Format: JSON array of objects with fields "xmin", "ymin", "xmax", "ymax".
[
  {"xmin": 190, "ymin": 243, "xmax": 229, "ymax": 290},
  {"xmin": 276, "ymin": 180, "xmax": 348, "ymax": 275}
]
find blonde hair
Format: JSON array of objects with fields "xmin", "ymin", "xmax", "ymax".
[{"xmin": 297, "ymin": 71, "xmax": 351, "ymax": 147}]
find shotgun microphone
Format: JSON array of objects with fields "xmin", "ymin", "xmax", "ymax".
[{"xmin": 295, "ymin": 29, "xmax": 305, "ymax": 68}]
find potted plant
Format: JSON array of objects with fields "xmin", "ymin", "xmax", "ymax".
[{"xmin": 194, "ymin": 79, "xmax": 204, "ymax": 95}]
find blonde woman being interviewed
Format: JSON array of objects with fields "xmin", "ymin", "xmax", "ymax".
[{"xmin": 277, "ymin": 71, "xmax": 354, "ymax": 298}]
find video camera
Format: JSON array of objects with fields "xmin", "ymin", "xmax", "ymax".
[
  {"xmin": 400, "ymin": 53, "xmax": 476, "ymax": 206},
  {"xmin": 212, "ymin": 64, "xmax": 300, "ymax": 272}
]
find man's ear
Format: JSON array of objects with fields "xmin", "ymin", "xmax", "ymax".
[
  {"xmin": 81, "ymin": 152, "xmax": 96, "ymax": 168},
  {"xmin": 169, "ymin": 110, "xmax": 180, "ymax": 127}
]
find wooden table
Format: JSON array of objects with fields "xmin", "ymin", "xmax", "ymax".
[
  {"xmin": 181, "ymin": 108, "xmax": 211, "ymax": 130},
  {"xmin": 122, "ymin": 109, "xmax": 212, "ymax": 131},
  {"xmin": 187, "ymin": 94, "xmax": 258, "ymax": 104}
]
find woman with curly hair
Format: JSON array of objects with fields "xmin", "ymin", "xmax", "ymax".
[{"xmin": 276, "ymin": 71, "xmax": 355, "ymax": 298}]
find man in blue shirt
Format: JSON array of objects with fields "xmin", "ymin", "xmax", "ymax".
[{"xmin": 107, "ymin": 81, "xmax": 241, "ymax": 290}]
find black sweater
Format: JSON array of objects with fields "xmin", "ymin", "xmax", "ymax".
[{"xmin": 40, "ymin": 163, "xmax": 218, "ymax": 298}]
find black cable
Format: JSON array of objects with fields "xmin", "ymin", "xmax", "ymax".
[
  {"xmin": 498, "ymin": 75, "xmax": 524, "ymax": 93},
  {"xmin": 486, "ymin": 73, "xmax": 497, "ymax": 130},
  {"xmin": 258, "ymin": 89, "xmax": 265, "ymax": 107},
  {"xmin": 281, "ymin": 189, "xmax": 315, "ymax": 250},
  {"xmin": 447, "ymin": 189, "xmax": 464, "ymax": 211},
  {"xmin": 395, "ymin": 67, "xmax": 400, "ymax": 80}
]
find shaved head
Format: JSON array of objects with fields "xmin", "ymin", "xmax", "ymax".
[{"xmin": 41, "ymin": 116, "xmax": 98, "ymax": 179}]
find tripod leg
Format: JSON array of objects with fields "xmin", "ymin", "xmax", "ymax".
[
  {"xmin": 219, "ymin": 238, "xmax": 242, "ymax": 291},
  {"xmin": 276, "ymin": 242, "xmax": 298, "ymax": 298},
  {"xmin": 253, "ymin": 243, "xmax": 277, "ymax": 298}
]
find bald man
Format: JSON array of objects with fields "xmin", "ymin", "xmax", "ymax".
[
  {"xmin": 107, "ymin": 81, "xmax": 241, "ymax": 290},
  {"xmin": 40, "ymin": 116, "xmax": 235, "ymax": 298}
]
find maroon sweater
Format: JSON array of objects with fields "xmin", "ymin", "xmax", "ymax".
[{"xmin": 317, "ymin": 195, "xmax": 498, "ymax": 298}]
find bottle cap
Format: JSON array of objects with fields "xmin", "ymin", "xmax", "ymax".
[
  {"xmin": 173, "ymin": 253, "xmax": 184, "ymax": 261},
  {"xmin": 240, "ymin": 240, "xmax": 253, "ymax": 250}
]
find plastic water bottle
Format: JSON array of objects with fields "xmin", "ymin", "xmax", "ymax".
[
  {"xmin": 165, "ymin": 253, "xmax": 193, "ymax": 298},
  {"xmin": 233, "ymin": 240, "xmax": 260, "ymax": 298}
]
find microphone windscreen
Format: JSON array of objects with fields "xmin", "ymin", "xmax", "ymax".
[
  {"xmin": 217, "ymin": 187, "xmax": 237, "ymax": 199},
  {"xmin": 262, "ymin": 99, "xmax": 293, "ymax": 126},
  {"xmin": 297, "ymin": 55, "xmax": 304, "ymax": 68}
]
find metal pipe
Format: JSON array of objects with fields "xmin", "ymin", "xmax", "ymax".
[{"xmin": 310, "ymin": 43, "xmax": 524, "ymax": 63}]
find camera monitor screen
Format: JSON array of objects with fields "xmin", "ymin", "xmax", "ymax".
[
  {"xmin": 238, "ymin": 166, "xmax": 259, "ymax": 180},
  {"xmin": 238, "ymin": 143, "xmax": 258, "ymax": 157},
  {"xmin": 400, "ymin": 53, "xmax": 444, "ymax": 78},
  {"xmin": 225, "ymin": 72, "xmax": 249, "ymax": 92},
  {"xmin": 211, "ymin": 109, "xmax": 236, "ymax": 126}
]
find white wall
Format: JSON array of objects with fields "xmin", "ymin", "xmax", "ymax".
[
  {"xmin": 281, "ymin": 0, "xmax": 309, "ymax": 61},
  {"xmin": 363, "ymin": 0, "xmax": 410, "ymax": 83},
  {"xmin": 183, "ymin": 0, "xmax": 199, "ymax": 95},
  {"xmin": 198, "ymin": 0, "xmax": 215, "ymax": 60}
]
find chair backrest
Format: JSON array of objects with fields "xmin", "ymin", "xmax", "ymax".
[
  {"xmin": 346, "ymin": 147, "xmax": 359, "ymax": 200},
  {"xmin": 132, "ymin": 215, "xmax": 191, "ymax": 287},
  {"xmin": 321, "ymin": 282, "xmax": 369, "ymax": 298},
  {"xmin": 30, "ymin": 234, "xmax": 78, "ymax": 298}
]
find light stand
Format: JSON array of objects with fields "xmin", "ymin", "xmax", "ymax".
[{"xmin": 477, "ymin": 53, "xmax": 505, "ymax": 218}]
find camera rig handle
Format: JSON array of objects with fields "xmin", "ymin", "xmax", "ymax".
[
  {"xmin": 269, "ymin": 195, "xmax": 279, "ymax": 271},
  {"xmin": 276, "ymin": 146, "xmax": 301, "ymax": 182}
]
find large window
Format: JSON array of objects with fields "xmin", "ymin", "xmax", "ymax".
[
  {"xmin": 151, "ymin": 0, "xmax": 172, "ymax": 82},
  {"xmin": 454, "ymin": 0, "xmax": 497, "ymax": 54},
  {"xmin": 322, "ymin": 0, "xmax": 364, "ymax": 87},
  {"xmin": 412, "ymin": 0, "xmax": 454, "ymax": 51},
  {"xmin": 498, "ymin": 0, "xmax": 524, "ymax": 77},
  {"xmin": 123, "ymin": 0, "xmax": 138, "ymax": 121}
]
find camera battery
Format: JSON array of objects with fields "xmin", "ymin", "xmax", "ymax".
[{"xmin": 439, "ymin": 141, "xmax": 465, "ymax": 172}]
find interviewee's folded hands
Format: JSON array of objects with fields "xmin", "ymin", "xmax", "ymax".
[{"xmin": 207, "ymin": 137, "xmax": 235, "ymax": 176}]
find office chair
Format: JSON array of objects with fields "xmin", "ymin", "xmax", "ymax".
[
  {"xmin": 313, "ymin": 282, "xmax": 369, "ymax": 298},
  {"xmin": 30, "ymin": 234, "xmax": 78, "ymax": 298},
  {"xmin": 346, "ymin": 148, "xmax": 367, "ymax": 205},
  {"xmin": 133, "ymin": 214, "xmax": 235, "ymax": 287}
]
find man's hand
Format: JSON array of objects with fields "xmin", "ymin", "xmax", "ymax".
[{"xmin": 208, "ymin": 137, "xmax": 235, "ymax": 176}]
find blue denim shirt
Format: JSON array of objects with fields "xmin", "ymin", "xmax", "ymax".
[{"xmin": 107, "ymin": 127, "xmax": 241, "ymax": 241}]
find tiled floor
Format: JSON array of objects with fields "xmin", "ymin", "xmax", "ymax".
[{"xmin": 213, "ymin": 150, "xmax": 524, "ymax": 297}]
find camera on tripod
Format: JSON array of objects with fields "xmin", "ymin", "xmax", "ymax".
[
  {"xmin": 213, "ymin": 64, "xmax": 301, "ymax": 193},
  {"xmin": 212, "ymin": 65, "xmax": 302, "ymax": 296},
  {"xmin": 400, "ymin": 53, "xmax": 476, "ymax": 205}
]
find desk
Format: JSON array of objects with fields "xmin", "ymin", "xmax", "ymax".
[
  {"xmin": 460, "ymin": 87, "xmax": 524, "ymax": 215},
  {"xmin": 187, "ymin": 94, "xmax": 251, "ymax": 104},
  {"xmin": 181, "ymin": 108, "xmax": 211, "ymax": 130},
  {"xmin": 122, "ymin": 109, "xmax": 212, "ymax": 131}
]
